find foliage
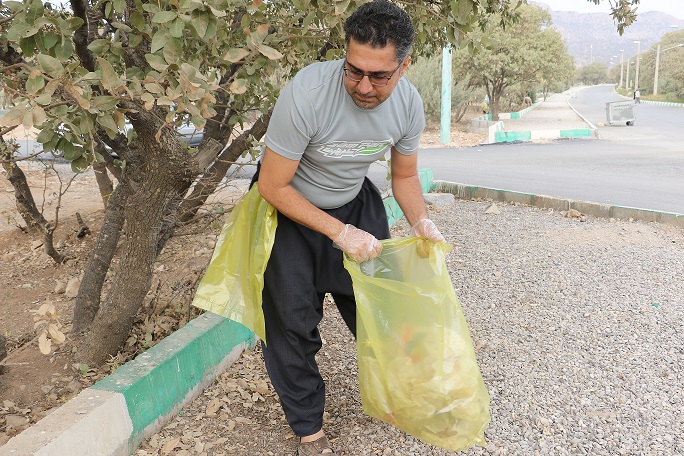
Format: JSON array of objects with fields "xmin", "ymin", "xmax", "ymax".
[
  {"xmin": 451, "ymin": 4, "xmax": 574, "ymax": 120},
  {"xmin": 576, "ymin": 62, "xmax": 610, "ymax": 85},
  {"xmin": 630, "ymin": 30, "xmax": 684, "ymax": 98}
]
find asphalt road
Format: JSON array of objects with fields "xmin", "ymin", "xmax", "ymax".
[{"xmin": 367, "ymin": 85, "xmax": 684, "ymax": 215}]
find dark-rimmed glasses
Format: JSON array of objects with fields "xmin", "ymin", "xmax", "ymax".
[{"xmin": 342, "ymin": 60, "xmax": 403, "ymax": 87}]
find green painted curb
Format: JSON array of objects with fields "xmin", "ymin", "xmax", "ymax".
[
  {"xmin": 560, "ymin": 129, "xmax": 591, "ymax": 138},
  {"xmin": 92, "ymin": 314, "xmax": 255, "ymax": 451},
  {"xmin": 494, "ymin": 131, "xmax": 532, "ymax": 143}
]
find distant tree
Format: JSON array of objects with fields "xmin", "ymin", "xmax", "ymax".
[
  {"xmin": 406, "ymin": 55, "xmax": 475, "ymax": 126},
  {"xmin": 632, "ymin": 29, "xmax": 684, "ymax": 97},
  {"xmin": 577, "ymin": 62, "xmax": 610, "ymax": 85},
  {"xmin": 452, "ymin": 4, "xmax": 574, "ymax": 120}
]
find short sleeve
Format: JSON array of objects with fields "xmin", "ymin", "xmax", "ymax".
[
  {"xmin": 264, "ymin": 80, "xmax": 316, "ymax": 160},
  {"xmin": 394, "ymin": 86, "xmax": 425, "ymax": 155}
]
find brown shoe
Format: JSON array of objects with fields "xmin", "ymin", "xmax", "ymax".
[{"xmin": 296, "ymin": 435, "xmax": 336, "ymax": 455}]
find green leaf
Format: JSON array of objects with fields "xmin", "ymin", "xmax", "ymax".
[
  {"xmin": 98, "ymin": 58, "xmax": 121, "ymax": 91},
  {"xmin": 0, "ymin": 106, "xmax": 27, "ymax": 127},
  {"xmin": 223, "ymin": 48, "xmax": 250, "ymax": 63},
  {"xmin": 62, "ymin": 142, "xmax": 83, "ymax": 161},
  {"xmin": 190, "ymin": 10, "xmax": 210, "ymax": 38},
  {"xmin": 97, "ymin": 114, "xmax": 119, "ymax": 138},
  {"xmin": 163, "ymin": 37, "xmax": 182, "ymax": 64},
  {"xmin": 18, "ymin": 36, "xmax": 36, "ymax": 57},
  {"xmin": 131, "ymin": 11, "xmax": 146, "ymax": 31},
  {"xmin": 145, "ymin": 54, "xmax": 169, "ymax": 72},
  {"xmin": 36, "ymin": 128, "xmax": 55, "ymax": 144},
  {"xmin": 88, "ymin": 39, "xmax": 111, "ymax": 55},
  {"xmin": 151, "ymin": 30, "xmax": 168, "ymax": 53},
  {"xmin": 71, "ymin": 156, "xmax": 89, "ymax": 173},
  {"xmin": 152, "ymin": 10, "xmax": 177, "ymax": 24},
  {"xmin": 26, "ymin": 71, "xmax": 46, "ymax": 95},
  {"xmin": 169, "ymin": 18, "xmax": 185, "ymax": 38},
  {"xmin": 42, "ymin": 31, "xmax": 60, "ymax": 50},
  {"xmin": 27, "ymin": 0, "xmax": 45, "ymax": 24},
  {"xmin": 91, "ymin": 96, "xmax": 120, "ymax": 111},
  {"xmin": 53, "ymin": 38, "xmax": 75, "ymax": 61},
  {"xmin": 257, "ymin": 44, "xmax": 283, "ymax": 61}
]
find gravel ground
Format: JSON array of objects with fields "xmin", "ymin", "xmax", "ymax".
[{"xmin": 139, "ymin": 199, "xmax": 684, "ymax": 456}]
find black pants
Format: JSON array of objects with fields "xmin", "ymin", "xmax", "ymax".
[{"xmin": 251, "ymin": 169, "xmax": 390, "ymax": 436}]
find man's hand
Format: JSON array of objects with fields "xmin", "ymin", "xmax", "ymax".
[
  {"xmin": 412, "ymin": 218, "xmax": 445, "ymax": 243},
  {"xmin": 333, "ymin": 224, "xmax": 382, "ymax": 263}
]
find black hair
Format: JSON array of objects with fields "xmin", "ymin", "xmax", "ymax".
[{"xmin": 343, "ymin": 0, "xmax": 415, "ymax": 62}]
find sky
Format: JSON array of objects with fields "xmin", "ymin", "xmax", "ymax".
[{"xmin": 535, "ymin": 0, "xmax": 684, "ymax": 20}]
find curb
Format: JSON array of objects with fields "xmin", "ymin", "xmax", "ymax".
[
  {"xmin": 432, "ymin": 180, "xmax": 684, "ymax": 229},
  {"xmin": 494, "ymin": 128, "xmax": 592, "ymax": 143},
  {"xmin": 1, "ymin": 169, "xmax": 435, "ymax": 456},
  {"xmin": 2, "ymin": 314, "xmax": 256, "ymax": 456}
]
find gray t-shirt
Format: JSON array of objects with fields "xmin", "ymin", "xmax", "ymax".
[{"xmin": 264, "ymin": 59, "xmax": 425, "ymax": 209}]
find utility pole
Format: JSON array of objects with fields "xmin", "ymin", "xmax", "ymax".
[
  {"xmin": 634, "ymin": 40, "xmax": 641, "ymax": 91},
  {"xmin": 619, "ymin": 50, "xmax": 624, "ymax": 88}
]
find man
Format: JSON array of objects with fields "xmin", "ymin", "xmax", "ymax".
[{"xmin": 253, "ymin": 1, "xmax": 444, "ymax": 454}]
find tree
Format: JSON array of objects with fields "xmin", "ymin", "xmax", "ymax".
[
  {"xmin": 577, "ymin": 62, "xmax": 610, "ymax": 85},
  {"xmin": 632, "ymin": 29, "xmax": 684, "ymax": 97},
  {"xmin": 406, "ymin": 54, "xmax": 475, "ymax": 126},
  {"xmin": 0, "ymin": 0, "xmax": 528, "ymax": 365},
  {"xmin": 452, "ymin": 4, "xmax": 574, "ymax": 121}
]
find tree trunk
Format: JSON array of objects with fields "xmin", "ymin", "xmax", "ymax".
[
  {"xmin": 1, "ymin": 150, "xmax": 64, "ymax": 263},
  {"xmin": 76, "ymin": 125, "xmax": 195, "ymax": 365},
  {"xmin": 177, "ymin": 110, "xmax": 272, "ymax": 223},
  {"xmin": 93, "ymin": 161, "xmax": 114, "ymax": 207},
  {"xmin": 72, "ymin": 183, "xmax": 128, "ymax": 334}
]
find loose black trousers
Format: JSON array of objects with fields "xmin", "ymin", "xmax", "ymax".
[{"xmin": 251, "ymin": 170, "xmax": 390, "ymax": 436}]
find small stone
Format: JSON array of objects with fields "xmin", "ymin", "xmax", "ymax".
[
  {"xmin": 485, "ymin": 203, "xmax": 501, "ymax": 214},
  {"xmin": 65, "ymin": 277, "xmax": 81, "ymax": 298},
  {"xmin": 54, "ymin": 281, "xmax": 67, "ymax": 294}
]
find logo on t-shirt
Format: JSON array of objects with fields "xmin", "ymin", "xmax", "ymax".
[{"xmin": 318, "ymin": 140, "xmax": 392, "ymax": 158}]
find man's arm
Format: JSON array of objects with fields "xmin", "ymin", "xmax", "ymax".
[
  {"xmin": 258, "ymin": 147, "xmax": 344, "ymax": 240},
  {"xmin": 391, "ymin": 148, "xmax": 444, "ymax": 242},
  {"xmin": 390, "ymin": 148, "xmax": 429, "ymax": 227},
  {"xmin": 257, "ymin": 147, "xmax": 382, "ymax": 261}
]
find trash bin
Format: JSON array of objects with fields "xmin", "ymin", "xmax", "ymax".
[{"xmin": 606, "ymin": 100, "xmax": 636, "ymax": 126}]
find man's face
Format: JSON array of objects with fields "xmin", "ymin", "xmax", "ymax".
[{"xmin": 343, "ymin": 38, "xmax": 410, "ymax": 109}]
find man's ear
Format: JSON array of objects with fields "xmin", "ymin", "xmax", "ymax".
[{"xmin": 400, "ymin": 55, "xmax": 411, "ymax": 77}]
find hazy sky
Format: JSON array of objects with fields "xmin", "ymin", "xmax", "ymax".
[{"xmin": 536, "ymin": 0, "xmax": 684, "ymax": 20}]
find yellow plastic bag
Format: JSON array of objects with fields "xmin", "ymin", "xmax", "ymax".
[
  {"xmin": 343, "ymin": 237, "xmax": 490, "ymax": 451},
  {"xmin": 192, "ymin": 183, "xmax": 277, "ymax": 341}
]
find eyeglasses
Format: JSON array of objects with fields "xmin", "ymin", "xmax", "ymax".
[{"xmin": 342, "ymin": 60, "xmax": 403, "ymax": 87}]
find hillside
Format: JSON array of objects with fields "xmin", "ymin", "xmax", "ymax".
[{"xmin": 532, "ymin": 2, "xmax": 684, "ymax": 66}]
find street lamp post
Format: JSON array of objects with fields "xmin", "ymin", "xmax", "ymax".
[
  {"xmin": 619, "ymin": 50, "xmax": 624, "ymax": 88},
  {"xmin": 626, "ymin": 58, "xmax": 631, "ymax": 89},
  {"xmin": 633, "ymin": 40, "xmax": 641, "ymax": 91},
  {"xmin": 654, "ymin": 43, "xmax": 684, "ymax": 95}
]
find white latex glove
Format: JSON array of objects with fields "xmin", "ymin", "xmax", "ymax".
[
  {"xmin": 412, "ymin": 218, "xmax": 445, "ymax": 243},
  {"xmin": 333, "ymin": 224, "xmax": 382, "ymax": 263}
]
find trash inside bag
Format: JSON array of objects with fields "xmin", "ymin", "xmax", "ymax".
[
  {"xmin": 344, "ymin": 237, "xmax": 490, "ymax": 451},
  {"xmin": 192, "ymin": 184, "xmax": 277, "ymax": 342}
]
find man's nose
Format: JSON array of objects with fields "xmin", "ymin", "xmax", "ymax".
[{"xmin": 357, "ymin": 75, "xmax": 374, "ymax": 93}]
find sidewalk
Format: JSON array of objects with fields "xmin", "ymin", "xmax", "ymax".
[{"xmin": 487, "ymin": 89, "xmax": 595, "ymax": 143}]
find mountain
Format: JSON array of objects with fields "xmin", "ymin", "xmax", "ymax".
[{"xmin": 531, "ymin": 2, "xmax": 684, "ymax": 67}]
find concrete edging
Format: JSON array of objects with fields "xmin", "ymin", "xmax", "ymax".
[
  {"xmin": 432, "ymin": 180, "xmax": 684, "ymax": 228},
  {"xmin": 2, "ymin": 314, "xmax": 256, "ymax": 456}
]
